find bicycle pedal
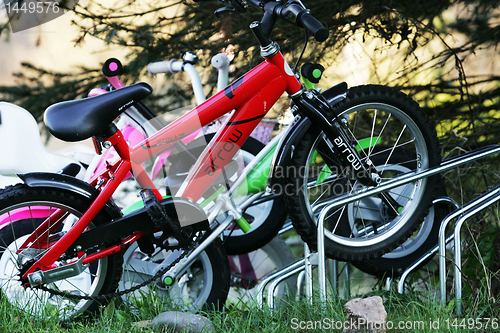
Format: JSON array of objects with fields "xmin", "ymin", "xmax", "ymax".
[{"xmin": 140, "ymin": 188, "xmax": 180, "ymax": 234}]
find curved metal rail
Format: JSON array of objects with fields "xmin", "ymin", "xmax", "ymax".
[{"xmin": 256, "ymin": 144, "xmax": 500, "ymax": 310}]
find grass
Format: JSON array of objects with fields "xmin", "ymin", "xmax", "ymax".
[
  {"xmin": 1, "ymin": 229, "xmax": 498, "ymax": 333},
  {"xmin": 1, "ymin": 222, "xmax": 497, "ymax": 330},
  {"xmin": 2, "ymin": 157, "xmax": 499, "ymax": 332},
  {"xmin": 1, "ymin": 281, "xmax": 499, "ymax": 333}
]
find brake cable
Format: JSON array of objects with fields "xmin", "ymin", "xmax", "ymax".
[{"xmin": 294, "ymin": 30, "xmax": 309, "ymax": 75}]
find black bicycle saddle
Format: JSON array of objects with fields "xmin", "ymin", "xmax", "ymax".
[{"xmin": 45, "ymin": 82, "xmax": 152, "ymax": 142}]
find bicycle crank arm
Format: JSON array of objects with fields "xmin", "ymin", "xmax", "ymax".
[{"xmin": 28, "ymin": 255, "xmax": 88, "ymax": 287}]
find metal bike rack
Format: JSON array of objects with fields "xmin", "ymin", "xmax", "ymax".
[
  {"xmin": 257, "ymin": 206, "xmax": 327, "ymax": 308},
  {"xmin": 397, "ymin": 196, "xmax": 459, "ymax": 294},
  {"xmin": 256, "ymin": 144, "xmax": 500, "ymax": 309},
  {"xmin": 398, "ymin": 184, "xmax": 500, "ymax": 314},
  {"xmin": 450, "ymin": 186, "xmax": 500, "ymax": 314}
]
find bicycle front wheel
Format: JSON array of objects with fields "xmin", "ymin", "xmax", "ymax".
[{"xmin": 285, "ymin": 85, "xmax": 441, "ymax": 261}]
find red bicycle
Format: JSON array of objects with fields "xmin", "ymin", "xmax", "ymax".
[{"xmin": 0, "ymin": 0, "xmax": 440, "ymax": 319}]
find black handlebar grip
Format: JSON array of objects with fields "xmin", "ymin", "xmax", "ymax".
[
  {"xmin": 102, "ymin": 58, "xmax": 123, "ymax": 77},
  {"xmin": 297, "ymin": 10, "xmax": 329, "ymax": 42}
]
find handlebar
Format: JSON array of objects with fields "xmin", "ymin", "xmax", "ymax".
[
  {"xmin": 264, "ymin": 1, "xmax": 328, "ymax": 43},
  {"xmin": 148, "ymin": 59, "xmax": 205, "ymax": 105},
  {"xmin": 102, "ymin": 58, "xmax": 125, "ymax": 89},
  {"xmin": 148, "ymin": 59, "xmax": 182, "ymax": 75},
  {"xmin": 211, "ymin": 54, "xmax": 230, "ymax": 92},
  {"xmin": 102, "ymin": 58, "xmax": 123, "ymax": 77},
  {"xmin": 148, "ymin": 52, "xmax": 231, "ymax": 104},
  {"xmin": 295, "ymin": 9, "xmax": 329, "ymax": 42},
  {"xmin": 205, "ymin": 0, "xmax": 328, "ymax": 43}
]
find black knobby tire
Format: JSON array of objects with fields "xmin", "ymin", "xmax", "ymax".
[
  {"xmin": 167, "ymin": 134, "xmax": 287, "ymax": 255},
  {"xmin": 285, "ymin": 85, "xmax": 441, "ymax": 261},
  {"xmin": 0, "ymin": 183, "xmax": 123, "ymax": 320}
]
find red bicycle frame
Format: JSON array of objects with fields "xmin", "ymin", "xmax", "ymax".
[{"xmin": 21, "ymin": 49, "xmax": 302, "ymax": 280}]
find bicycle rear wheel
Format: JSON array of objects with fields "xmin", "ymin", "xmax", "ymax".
[
  {"xmin": 119, "ymin": 237, "xmax": 229, "ymax": 312},
  {"xmin": 0, "ymin": 184, "xmax": 123, "ymax": 320},
  {"xmin": 351, "ymin": 183, "xmax": 449, "ymax": 277}
]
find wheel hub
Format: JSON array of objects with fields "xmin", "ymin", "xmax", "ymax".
[{"xmin": 17, "ymin": 258, "xmax": 36, "ymax": 287}]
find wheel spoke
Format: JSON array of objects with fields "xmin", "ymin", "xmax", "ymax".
[
  {"xmin": 8, "ymin": 212, "xmax": 18, "ymax": 255},
  {"xmin": 325, "ymin": 179, "xmax": 358, "ymax": 234},
  {"xmin": 47, "ymin": 206, "xmax": 52, "ymax": 251},
  {"xmin": 367, "ymin": 109, "xmax": 378, "ymax": 159},
  {"xmin": 29, "ymin": 206, "xmax": 42, "ymax": 250},
  {"xmin": 57, "ymin": 277, "xmax": 89, "ymax": 297},
  {"xmin": 32, "ymin": 289, "xmax": 48, "ymax": 306},
  {"xmin": 387, "ymin": 185, "xmax": 414, "ymax": 201},
  {"xmin": 353, "ymin": 200, "xmax": 368, "ymax": 237},
  {"xmin": 247, "ymin": 253, "xmax": 269, "ymax": 273},
  {"xmin": 368, "ymin": 112, "xmax": 391, "ymax": 157},
  {"xmin": 329, "ymin": 205, "xmax": 346, "ymax": 235},
  {"xmin": 364, "ymin": 140, "xmax": 416, "ymax": 162},
  {"xmin": 380, "ymin": 124, "xmax": 407, "ymax": 174}
]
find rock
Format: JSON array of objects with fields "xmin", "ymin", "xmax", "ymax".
[
  {"xmin": 151, "ymin": 311, "xmax": 214, "ymax": 333},
  {"xmin": 343, "ymin": 296, "xmax": 387, "ymax": 333}
]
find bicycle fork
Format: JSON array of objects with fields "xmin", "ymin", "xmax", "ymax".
[{"xmin": 292, "ymin": 89, "xmax": 403, "ymax": 217}]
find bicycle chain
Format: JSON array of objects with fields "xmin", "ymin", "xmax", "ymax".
[{"xmin": 34, "ymin": 233, "xmax": 202, "ymax": 302}]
